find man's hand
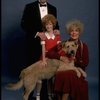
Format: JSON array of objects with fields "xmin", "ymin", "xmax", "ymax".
[
  {"xmin": 35, "ymin": 32, "xmax": 46, "ymax": 40},
  {"xmin": 53, "ymin": 29, "xmax": 60, "ymax": 35}
]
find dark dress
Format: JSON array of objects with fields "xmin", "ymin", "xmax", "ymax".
[{"xmin": 54, "ymin": 39, "xmax": 89, "ymax": 100}]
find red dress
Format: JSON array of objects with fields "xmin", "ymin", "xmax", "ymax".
[
  {"xmin": 45, "ymin": 34, "xmax": 60, "ymax": 52},
  {"xmin": 54, "ymin": 39, "xmax": 89, "ymax": 100},
  {"xmin": 40, "ymin": 32, "xmax": 61, "ymax": 59}
]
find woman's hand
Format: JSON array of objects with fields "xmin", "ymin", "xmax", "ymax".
[
  {"xmin": 41, "ymin": 61, "xmax": 47, "ymax": 67},
  {"xmin": 40, "ymin": 58, "xmax": 48, "ymax": 68}
]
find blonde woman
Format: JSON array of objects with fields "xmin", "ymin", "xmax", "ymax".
[{"xmin": 54, "ymin": 20, "xmax": 89, "ymax": 100}]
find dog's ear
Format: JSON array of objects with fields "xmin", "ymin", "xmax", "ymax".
[
  {"xmin": 61, "ymin": 41, "xmax": 66, "ymax": 47},
  {"xmin": 74, "ymin": 41, "xmax": 78, "ymax": 48}
]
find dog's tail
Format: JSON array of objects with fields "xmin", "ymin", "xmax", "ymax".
[{"xmin": 5, "ymin": 79, "xmax": 23, "ymax": 90}]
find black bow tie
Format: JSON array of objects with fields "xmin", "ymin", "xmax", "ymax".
[{"xmin": 40, "ymin": 4, "xmax": 47, "ymax": 7}]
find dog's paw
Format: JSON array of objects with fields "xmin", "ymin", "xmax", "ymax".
[
  {"xmin": 76, "ymin": 71, "xmax": 81, "ymax": 78},
  {"xmin": 82, "ymin": 72, "xmax": 87, "ymax": 78},
  {"xmin": 74, "ymin": 68, "xmax": 81, "ymax": 78},
  {"xmin": 78, "ymin": 68, "xmax": 87, "ymax": 78}
]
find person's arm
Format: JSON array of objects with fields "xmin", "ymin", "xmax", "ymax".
[
  {"xmin": 21, "ymin": 4, "xmax": 40, "ymax": 38},
  {"xmin": 41, "ymin": 41, "xmax": 46, "ymax": 62},
  {"xmin": 35, "ymin": 32, "xmax": 46, "ymax": 60},
  {"xmin": 34, "ymin": 32, "xmax": 46, "ymax": 41},
  {"xmin": 48, "ymin": 3, "xmax": 59, "ymax": 29},
  {"xmin": 21, "ymin": 5, "xmax": 32, "ymax": 33},
  {"xmin": 53, "ymin": 7, "xmax": 59, "ymax": 29},
  {"xmin": 75, "ymin": 43, "xmax": 89, "ymax": 70},
  {"xmin": 40, "ymin": 41, "xmax": 48, "ymax": 67}
]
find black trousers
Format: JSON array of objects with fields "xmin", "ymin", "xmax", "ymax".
[{"xmin": 40, "ymin": 80, "xmax": 49, "ymax": 100}]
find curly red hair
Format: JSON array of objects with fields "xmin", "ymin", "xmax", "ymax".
[{"xmin": 42, "ymin": 14, "xmax": 57, "ymax": 31}]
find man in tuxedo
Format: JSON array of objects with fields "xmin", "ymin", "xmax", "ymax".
[{"xmin": 21, "ymin": 0, "xmax": 59, "ymax": 100}]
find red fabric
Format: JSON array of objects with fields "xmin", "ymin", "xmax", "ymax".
[
  {"xmin": 45, "ymin": 35, "xmax": 61, "ymax": 59},
  {"xmin": 45, "ymin": 35, "xmax": 60, "ymax": 51},
  {"xmin": 46, "ymin": 42, "xmax": 66, "ymax": 59},
  {"xmin": 54, "ymin": 71, "xmax": 89, "ymax": 100},
  {"xmin": 75, "ymin": 42, "xmax": 89, "ymax": 70},
  {"xmin": 40, "ymin": 34, "xmax": 61, "ymax": 60},
  {"xmin": 54, "ymin": 39, "xmax": 89, "ymax": 100}
]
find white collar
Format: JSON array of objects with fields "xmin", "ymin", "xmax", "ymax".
[
  {"xmin": 39, "ymin": 2, "xmax": 47, "ymax": 6},
  {"xmin": 45, "ymin": 32, "xmax": 55, "ymax": 40}
]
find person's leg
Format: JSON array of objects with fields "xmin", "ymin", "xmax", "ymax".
[
  {"xmin": 36, "ymin": 81, "xmax": 42, "ymax": 100},
  {"xmin": 40, "ymin": 79, "xmax": 49, "ymax": 100},
  {"xmin": 28, "ymin": 90, "xmax": 35, "ymax": 100},
  {"xmin": 47, "ymin": 78, "xmax": 54, "ymax": 100}
]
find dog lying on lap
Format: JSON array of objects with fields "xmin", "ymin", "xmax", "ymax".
[{"xmin": 6, "ymin": 40, "xmax": 86, "ymax": 100}]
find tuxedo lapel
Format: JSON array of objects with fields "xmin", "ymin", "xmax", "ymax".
[{"xmin": 33, "ymin": 2, "xmax": 41, "ymax": 20}]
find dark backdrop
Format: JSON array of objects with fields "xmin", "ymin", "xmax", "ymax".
[{"xmin": 1, "ymin": 0, "xmax": 99, "ymax": 82}]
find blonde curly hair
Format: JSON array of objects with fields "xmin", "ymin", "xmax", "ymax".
[
  {"xmin": 42, "ymin": 14, "xmax": 57, "ymax": 31},
  {"xmin": 66, "ymin": 19, "xmax": 84, "ymax": 34}
]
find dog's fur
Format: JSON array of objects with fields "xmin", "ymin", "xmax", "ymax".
[{"xmin": 6, "ymin": 41, "xmax": 86, "ymax": 100}]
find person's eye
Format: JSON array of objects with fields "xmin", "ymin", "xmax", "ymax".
[
  {"xmin": 66, "ymin": 46, "xmax": 69, "ymax": 48},
  {"xmin": 72, "ymin": 45, "xmax": 74, "ymax": 47}
]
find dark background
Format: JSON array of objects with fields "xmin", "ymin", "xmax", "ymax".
[{"xmin": 1, "ymin": 0, "xmax": 99, "ymax": 99}]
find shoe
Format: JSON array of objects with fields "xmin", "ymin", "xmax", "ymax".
[
  {"xmin": 36, "ymin": 95, "xmax": 40, "ymax": 100},
  {"xmin": 32, "ymin": 97, "xmax": 36, "ymax": 100},
  {"xmin": 28, "ymin": 97, "xmax": 36, "ymax": 100}
]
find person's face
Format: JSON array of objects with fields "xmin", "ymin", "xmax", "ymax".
[
  {"xmin": 45, "ymin": 21, "xmax": 53, "ymax": 32},
  {"xmin": 69, "ymin": 27, "xmax": 80, "ymax": 40},
  {"xmin": 39, "ymin": 0, "xmax": 47, "ymax": 4}
]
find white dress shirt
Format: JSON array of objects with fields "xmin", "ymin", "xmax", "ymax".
[{"xmin": 39, "ymin": 3, "xmax": 48, "ymax": 19}]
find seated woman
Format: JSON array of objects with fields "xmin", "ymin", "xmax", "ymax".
[{"xmin": 53, "ymin": 19, "xmax": 89, "ymax": 100}]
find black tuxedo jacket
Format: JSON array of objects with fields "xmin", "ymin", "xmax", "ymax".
[
  {"xmin": 21, "ymin": 1, "xmax": 59, "ymax": 64},
  {"xmin": 21, "ymin": 1, "xmax": 59, "ymax": 38}
]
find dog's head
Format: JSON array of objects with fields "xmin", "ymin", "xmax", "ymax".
[{"xmin": 61, "ymin": 40, "xmax": 78, "ymax": 57}]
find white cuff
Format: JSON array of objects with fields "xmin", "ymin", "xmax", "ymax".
[
  {"xmin": 41, "ymin": 41, "xmax": 45, "ymax": 45},
  {"xmin": 57, "ymin": 41, "xmax": 61, "ymax": 44},
  {"xmin": 34, "ymin": 32, "xmax": 39, "ymax": 38}
]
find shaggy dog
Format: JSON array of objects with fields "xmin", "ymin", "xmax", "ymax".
[{"xmin": 6, "ymin": 41, "xmax": 86, "ymax": 100}]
